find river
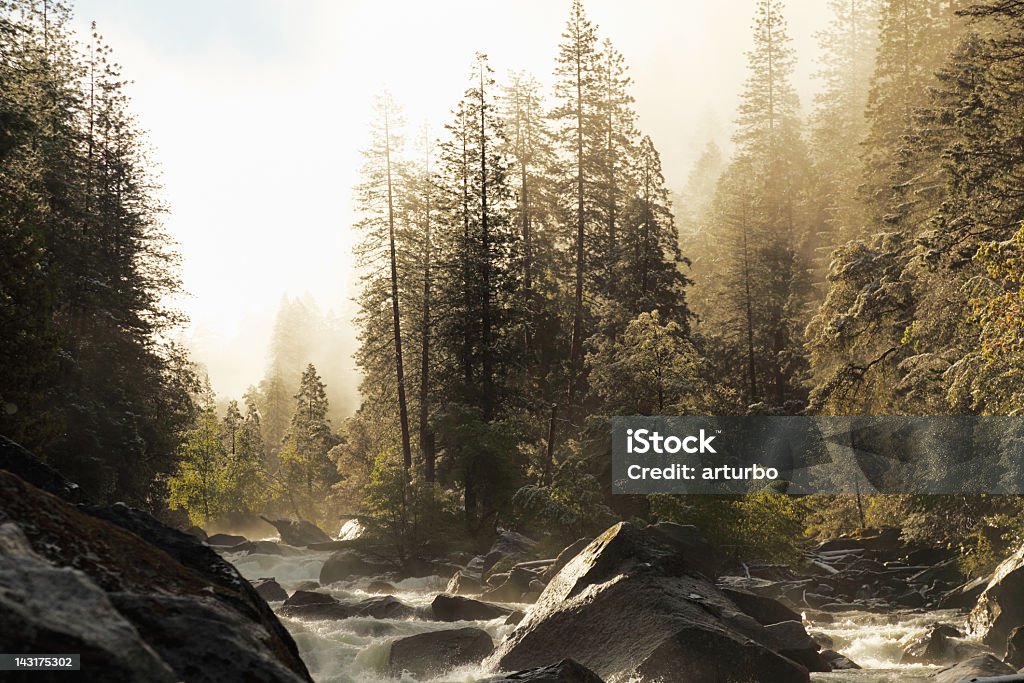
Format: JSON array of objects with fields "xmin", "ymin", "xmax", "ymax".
[{"xmin": 225, "ymin": 547, "xmax": 968, "ymax": 683}]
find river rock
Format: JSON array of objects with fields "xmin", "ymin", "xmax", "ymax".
[
  {"xmin": 762, "ymin": 620, "xmax": 831, "ymax": 673},
  {"xmin": 207, "ymin": 533, "xmax": 248, "ymax": 547},
  {"xmin": 483, "ymin": 530, "xmax": 538, "ymax": 573},
  {"xmin": 902, "ymin": 624, "xmax": 967, "ymax": 665},
  {"xmin": 283, "ymin": 590, "xmax": 336, "ymax": 607},
  {"xmin": 720, "ymin": 586, "xmax": 802, "ymax": 626},
  {"xmin": 938, "ymin": 576, "xmax": 988, "ymax": 609},
  {"xmin": 486, "ymin": 522, "xmax": 810, "ymax": 683},
  {"xmin": 820, "ymin": 650, "xmax": 860, "ymax": 670},
  {"xmin": 233, "ymin": 540, "xmax": 305, "ymax": 556},
  {"xmin": 969, "ymin": 544, "xmax": 1024, "ymax": 651},
  {"xmin": 252, "ymin": 578, "xmax": 288, "ymax": 602},
  {"xmin": 259, "ymin": 516, "xmax": 333, "ymax": 546},
  {"xmin": 0, "ymin": 464, "xmax": 311, "ymax": 682},
  {"xmin": 389, "ymin": 627, "xmax": 494, "ymax": 678},
  {"xmin": 184, "ymin": 525, "xmax": 208, "ymax": 540},
  {"xmin": 319, "ymin": 548, "xmax": 393, "ymax": 585},
  {"xmin": 932, "ymin": 654, "xmax": 1016, "ymax": 683},
  {"xmin": 447, "ymin": 570, "xmax": 484, "ymax": 595},
  {"xmin": 483, "ymin": 565, "xmax": 541, "ymax": 603},
  {"xmin": 480, "ymin": 658, "xmax": 606, "ymax": 682},
  {"xmin": 432, "ymin": 594, "xmax": 512, "ymax": 622},
  {"xmin": 0, "ymin": 523, "xmax": 178, "ymax": 682},
  {"xmin": 280, "ymin": 594, "xmax": 414, "ymax": 621},
  {"xmin": 1006, "ymin": 625, "xmax": 1024, "ymax": 667}
]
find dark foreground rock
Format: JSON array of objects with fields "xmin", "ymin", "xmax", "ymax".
[
  {"xmin": 259, "ymin": 516, "xmax": 333, "ymax": 546},
  {"xmin": 432, "ymin": 594, "xmax": 512, "ymax": 622},
  {"xmin": 0, "ymin": 523, "xmax": 178, "ymax": 682},
  {"xmin": 486, "ymin": 522, "xmax": 810, "ymax": 683},
  {"xmin": 0, "ymin": 463, "xmax": 311, "ymax": 683},
  {"xmin": 480, "ymin": 658, "xmax": 605, "ymax": 682},
  {"xmin": 389, "ymin": 627, "xmax": 494, "ymax": 678},
  {"xmin": 932, "ymin": 654, "xmax": 1016, "ymax": 683}
]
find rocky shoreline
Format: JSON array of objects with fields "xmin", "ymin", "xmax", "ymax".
[{"xmin": 7, "ymin": 434, "xmax": 1024, "ymax": 682}]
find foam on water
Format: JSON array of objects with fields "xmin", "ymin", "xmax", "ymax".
[
  {"xmin": 225, "ymin": 549, "xmax": 327, "ymax": 589},
  {"xmin": 808, "ymin": 608, "xmax": 972, "ymax": 683},
  {"xmin": 225, "ymin": 547, "xmax": 981, "ymax": 682}
]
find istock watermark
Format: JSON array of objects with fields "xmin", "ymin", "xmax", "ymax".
[{"xmin": 612, "ymin": 416, "xmax": 1024, "ymax": 495}]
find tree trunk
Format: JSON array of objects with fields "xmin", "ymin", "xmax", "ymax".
[
  {"xmin": 419, "ymin": 148, "xmax": 435, "ymax": 483},
  {"xmin": 479, "ymin": 64, "xmax": 494, "ymax": 422},
  {"xmin": 568, "ymin": 39, "xmax": 586, "ymax": 413},
  {"xmin": 384, "ymin": 102, "xmax": 413, "ymax": 476}
]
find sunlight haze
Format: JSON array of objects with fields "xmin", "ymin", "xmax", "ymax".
[{"xmin": 71, "ymin": 0, "xmax": 833, "ymax": 406}]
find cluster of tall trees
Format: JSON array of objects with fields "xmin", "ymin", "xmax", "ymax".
[
  {"xmin": 688, "ymin": 0, "xmax": 1024, "ymax": 562},
  {"xmin": 0, "ymin": 1, "xmax": 194, "ymax": 506},
  {"xmin": 343, "ymin": 1, "xmax": 693, "ymax": 544},
  {"xmin": 12, "ymin": 0, "xmax": 1024, "ymax": 564}
]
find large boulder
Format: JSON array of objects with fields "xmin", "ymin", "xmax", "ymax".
[
  {"xmin": 0, "ymin": 466, "xmax": 311, "ymax": 683},
  {"xmin": 431, "ymin": 594, "xmax": 512, "ymax": 622},
  {"xmin": 932, "ymin": 654, "xmax": 1016, "ymax": 683},
  {"xmin": 259, "ymin": 516, "xmax": 332, "ymax": 546},
  {"xmin": 486, "ymin": 522, "xmax": 810, "ymax": 683},
  {"xmin": 389, "ymin": 627, "xmax": 494, "ymax": 678},
  {"xmin": 319, "ymin": 548, "xmax": 393, "ymax": 585},
  {"xmin": 542, "ymin": 538, "xmax": 593, "ymax": 581},
  {"xmin": 969, "ymin": 545, "xmax": 1024, "ymax": 651},
  {"xmin": 480, "ymin": 658, "xmax": 605, "ymax": 682},
  {"xmin": 0, "ymin": 523, "xmax": 177, "ymax": 682}
]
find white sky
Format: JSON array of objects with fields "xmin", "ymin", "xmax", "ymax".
[{"xmin": 70, "ymin": 0, "xmax": 833, "ymax": 404}]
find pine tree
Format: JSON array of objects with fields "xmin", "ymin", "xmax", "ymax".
[
  {"xmin": 433, "ymin": 53, "xmax": 521, "ymax": 523},
  {"xmin": 552, "ymin": 0, "xmax": 603, "ymax": 411},
  {"xmin": 698, "ymin": 0, "xmax": 814, "ymax": 410},
  {"xmin": 0, "ymin": 4, "xmax": 194, "ymax": 505},
  {"xmin": 810, "ymin": 0, "xmax": 882, "ymax": 246},
  {"xmin": 280, "ymin": 364, "xmax": 338, "ymax": 518},
  {"xmin": 614, "ymin": 136, "xmax": 689, "ymax": 327},
  {"xmin": 594, "ymin": 38, "xmax": 638, "ymax": 301}
]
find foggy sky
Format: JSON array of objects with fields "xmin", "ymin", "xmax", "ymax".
[{"xmin": 70, "ymin": 0, "xmax": 834, "ymax": 407}]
